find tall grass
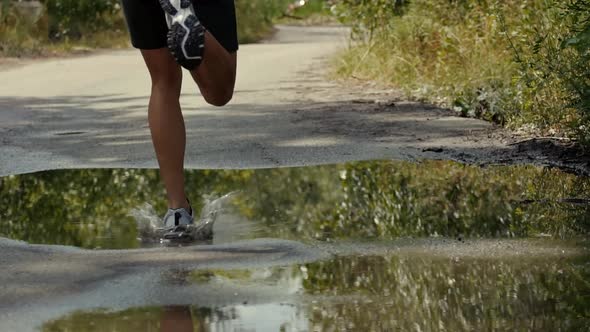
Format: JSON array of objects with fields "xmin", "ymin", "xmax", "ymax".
[
  {"xmin": 334, "ymin": 0, "xmax": 590, "ymax": 146},
  {"xmin": 0, "ymin": 0, "xmax": 46, "ymax": 56}
]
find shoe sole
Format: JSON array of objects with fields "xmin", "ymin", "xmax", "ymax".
[
  {"xmin": 162, "ymin": 224, "xmax": 195, "ymax": 241},
  {"xmin": 158, "ymin": 0, "xmax": 205, "ymax": 70}
]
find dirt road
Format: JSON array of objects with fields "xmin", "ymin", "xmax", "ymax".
[{"xmin": 2, "ymin": 25, "xmax": 581, "ymax": 176}]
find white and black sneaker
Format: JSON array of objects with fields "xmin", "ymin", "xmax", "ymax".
[
  {"xmin": 159, "ymin": 0, "xmax": 205, "ymax": 70},
  {"xmin": 159, "ymin": 206, "xmax": 196, "ymax": 241}
]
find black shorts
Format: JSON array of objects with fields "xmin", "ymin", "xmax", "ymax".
[{"xmin": 121, "ymin": 0, "xmax": 239, "ymax": 53}]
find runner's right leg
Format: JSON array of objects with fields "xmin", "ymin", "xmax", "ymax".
[
  {"xmin": 140, "ymin": 48, "xmax": 191, "ymax": 211},
  {"xmin": 120, "ymin": 0, "xmax": 237, "ymax": 224}
]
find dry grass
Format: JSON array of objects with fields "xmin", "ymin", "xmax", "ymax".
[{"xmin": 333, "ymin": 0, "xmax": 587, "ymax": 141}]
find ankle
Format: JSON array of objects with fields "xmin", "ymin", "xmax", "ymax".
[{"xmin": 168, "ymin": 197, "xmax": 191, "ymax": 210}]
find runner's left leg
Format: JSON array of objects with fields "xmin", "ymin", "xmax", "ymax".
[{"xmin": 189, "ymin": 31, "xmax": 237, "ymax": 106}]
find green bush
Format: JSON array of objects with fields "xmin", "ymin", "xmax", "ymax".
[
  {"xmin": 235, "ymin": 0, "xmax": 290, "ymax": 43},
  {"xmin": 0, "ymin": 0, "xmax": 291, "ymax": 56},
  {"xmin": 334, "ymin": 0, "xmax": 590, "ymax": 146},
  {"xmin": 43, "ymin": 0, "xmax": 121, "ymax": 40},
  {"xmin": 279, "ymin": 0, "xmax": 337, "ymax": 25},
  {"xmin": 0, "ymin": 0, "xmax": 45, "ymax": 55},
  {"xmin": 0, "ymin": 0, "xmax": 127, "ymax": 55},
  {"xmin": 561, "ymin": 0, "xmax": 590, "ymax": 146}
]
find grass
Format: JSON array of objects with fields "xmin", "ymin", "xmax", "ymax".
[{"xmin": 332, "ymin": 0, "xmax": 589, "ymax": 143}]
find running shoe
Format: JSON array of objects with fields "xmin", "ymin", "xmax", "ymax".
[
  {"xmin": 159, "ymin": 0, "xmax": 205, "ymax": 70},
  {"xmin": 159, "ymin": 206, "xmax": 196, "ymax": 241}
]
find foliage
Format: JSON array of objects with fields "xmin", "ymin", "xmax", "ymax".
[
  {"xmin": 279, "ymin": 0, "xmax": 337, "ymax": 26},
  {"xmin": 1, "ymin": 0, "xmax": 129, "ymax": 56},
  {"xmin": 0, "ymin": 0, "xmax": 291, "ymax": 56},
  {"xmin": 234, "ymin": 0, "xmax": 291, "ymax": 43},
  {"xmin": 334, "ymin": 0, "xmax": 408, "ymax": 40},
  {"xmin": 43, "ymin": 0, "xmax": 122, "ymax": 40},
  {"xmin": 290, "ymin": 0, "xmax": 331, "ymax": 17},
  {"xmin": 562, "ymin": 0, "xmax": 590, "ymax": 146},
  {"xmin": 0, "ymin": 0, "xmax": 46, "ymax": 56},
  {"xmin": 1, "ymin": 161, "xmax": 587, "ymax": 249},
  {"xmin": 333, "ymin": 0, "xmax": 590, "ymax": 145}
]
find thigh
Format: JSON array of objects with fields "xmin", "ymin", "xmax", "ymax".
[
  {"xmin": 121, "ymin": 0, "xmax": 168, "ymax": 50},
  {"xmin": 140, "ymin": 48, "xmax": 182, "ymax": 88},
  {"xmin": 121, "ymin": 0, "xmax": 239, "ymax": 53},
  {"xmin": 194, "ymin": 0, "xmax": 239, "ymax": 53}
]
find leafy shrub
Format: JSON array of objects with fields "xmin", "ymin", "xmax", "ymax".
[
  {"xmin": 562, "ymin": 0, "xmax": 590, "ymax": 147},
  {"xmin": 0, "ymin": 0, "xmax": 46, "ymax": 55},
  {"xmin": 334, "ymin": 0, "xmax": 590, "ymax": 146},
  {"xmin": 43, "ymin": 0, "xmax": 122, "ymax": 40},
  {"xmin": 334, "ymin": 0, "xmax": 408, "ymax": 40},
  {"xmin": 235, "ymin": 0, "xmax": 290, "ymax": 43}
]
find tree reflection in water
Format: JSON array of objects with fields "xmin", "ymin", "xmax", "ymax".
[
  {"xmin": 1, "ymin": 161, "xmax": 588, "ymax": 248},
  {"xmin": 43, "ymin": 253, "xmax": 590, "ymax": 331},
  {"xmin": 300, "ymin": 255, "xmax": 590, "ymax": 331}
]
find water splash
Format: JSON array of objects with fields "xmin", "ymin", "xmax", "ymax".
[
  {"xmin": 189, "ymin": 191, "xmax": 239, "ymax": 241},
  {"xmin": 129, "ymin": 191, "xmax": 239, "ymax": 244},
  {"xmin": 129, "ymin": 203, "xmax": 161, "ymax": 244}
]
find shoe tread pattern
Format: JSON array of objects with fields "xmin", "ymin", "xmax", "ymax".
[
  {"xmin": 159, "ymin": 0, "xmax": 205, "ymax": 70},
  {"xmin": 167, "ymin": 16, "xmax": 204, "ymax": 70},
  {"xmin": 158, "ymin": 0, "xmax": 177, "ymax": 15}
]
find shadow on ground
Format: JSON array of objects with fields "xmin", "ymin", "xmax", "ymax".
[{"xmin": 3, "ymin": 93, "xmax": 584, "ymax": 175}]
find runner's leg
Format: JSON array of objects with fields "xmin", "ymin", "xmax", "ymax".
[
  {"xmin": 140, "ymin": 48, "xmax": 189, "ymax": 210},
  {"xmin": 121, "ymin": 0, "xmax": 238, "ymax": 211},
  {"xmin": 190, "ymin": 32, "xmax": 237, "ymax": 106},
  {"xmin": 161, "ymin": 306, "xmax": 194, "ymax": 332},
  {"xmin": 140, "ymin": 34, "xmax": 236, "ymax": 209}
]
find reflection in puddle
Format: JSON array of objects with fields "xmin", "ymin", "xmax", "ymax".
[
  {"xmin": 44, "ymin": 304, "xmax": 307, "ymax": 332},
  {"xmin": 43, "ymin": 253, "xmax": 590, "ymax": 331},
  {"xmin": 1, "ymin": 161, "xmax": 589, "ymax": 249}
]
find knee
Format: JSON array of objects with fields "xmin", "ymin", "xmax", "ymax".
[
  {"xmin": 150, "ymin": 67, "xmax": 182, "ymax": 94},
  {"xmin": 203, "ymin": 88, "xmax": 234, "ymax": 107}
]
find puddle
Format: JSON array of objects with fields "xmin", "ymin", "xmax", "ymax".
[
  {"xmin": 2, "ymin": 160, "xmax": 590, "ymax": 331},
  {"xmin": 1, "ymin": 160, "xmax": 589, "ymax": 249},
  {"xmin": 42, "ymin": 253, "xmax": 590, "ymax": 331}
]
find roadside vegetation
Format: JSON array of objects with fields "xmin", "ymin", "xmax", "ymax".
[
  {"xmin": 0, "ymin": 0, "xmax": 293, "ymax": 56},
  {"xmin": 0, "ymin": 0, "xmax": 128, "ymax": 56},
  {"xmin": 234, "ymin": 0, "xmax": 292, "ymax": 43},
  {"xmin": 333, "ymin": 0, "xmax": 590, "ymax": 148},
  {"xmin": 279, "ymin": 0, "xmax": 338, "ymax": 26}
]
